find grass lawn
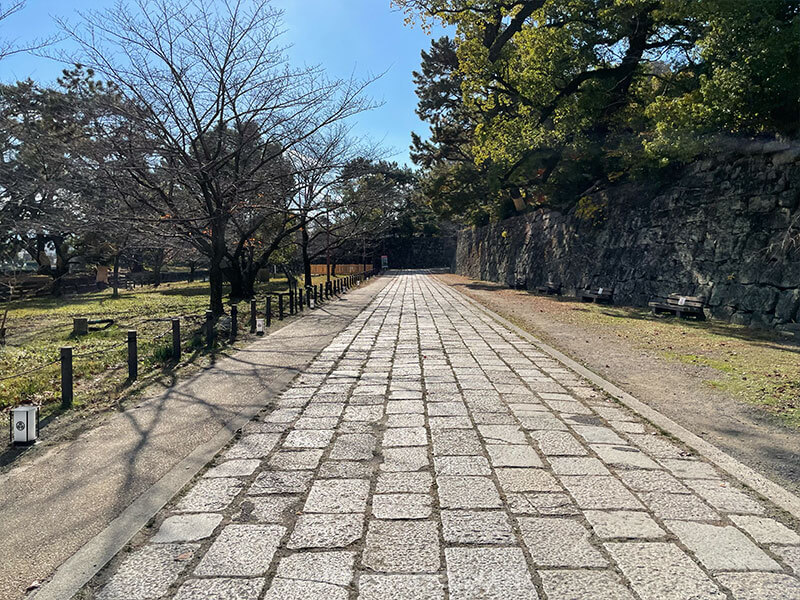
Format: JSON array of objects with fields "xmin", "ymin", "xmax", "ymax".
[
  {"xmin": 0, "ymin": 274, "xmax": 348, "ymax": 424},
  {"xmin": 530, "ymin": 299, "xmax": 800, "ymax": 427}
]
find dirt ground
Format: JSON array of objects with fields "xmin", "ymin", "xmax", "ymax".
[{"xmin": 437, "ymin": 273, "xmax": 800, "ymax": 496}]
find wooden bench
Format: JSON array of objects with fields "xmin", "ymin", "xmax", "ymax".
[
  {"xmin": 579, "ymin": 286, "xmax": 614, "ymax": 304},
  {"xmin": 649, "ymin": 294, "xmax": 706, "ymax": 319},
  {"xmin": 536, "ymin": 281, "xmax": 562, "ymax": 295}
]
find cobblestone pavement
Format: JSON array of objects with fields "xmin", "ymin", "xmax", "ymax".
[{"xmin": 84, "ymin": 272, "xmax": 800, "ymax": 600}]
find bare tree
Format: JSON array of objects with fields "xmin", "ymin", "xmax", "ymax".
[
  {"xmin": 0, "ymin": 1, "xmax": 59, "ymax": 61},
  {"xmin": 59, "ymin": 0, "xmax": 377, "ymax": 314},
  {"xmin": 286, "ymin": 125, "xmax": 384, "ymax": 287}
]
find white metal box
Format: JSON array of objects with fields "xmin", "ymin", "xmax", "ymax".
[{"xmin": 10, "ymin": 405, "xmax": 38, "ymax": 444}]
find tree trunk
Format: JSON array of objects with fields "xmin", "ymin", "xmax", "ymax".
[
  {"xmin": 240, "ymin": 268, "xmax": 257, "ymax": 300},
  {"xmin": 153, "ymin": 248, "xmax": 165, "ymax": 287},
  {"xmin": 301, "ymin": 223, "xmax": 312, "ymax": 288},
  {"xmin": 282, "ymin": 265, "xmax": 295, "ymax": 291},
  {"xmin": 209, "ymin": 221, "xmax": 226, "ymax": 315},
  {"xmin": 227, "ymin": 265, "xmax": 245, "ymax": 300},
  {"xmin": 188, "ymin": 261, "xmax": 196, "ymax": 282},
  {"xmin": 112, "ymin": 253, "xmax": 121, "ymax": 298},
  {"xmin": 51, "ymin": 237, "xmax": 71, "ymax": 296}
]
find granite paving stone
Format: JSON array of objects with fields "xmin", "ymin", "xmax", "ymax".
[
  {"xmin": 329, "ymin": 433, "xmax": 377, "ymax": 460},
  {"xmin": 731, "ymin": 515, "xmax": 800, "ymax": 544},
  {"xmin": 357, "ymin": 575, "xmax": 445, "ymax": 600},
  {"xmin": 194, "ymin": 524, "xmax": 285, "ymax": 576},
  {"xmin": 434, "ymin": 455, "xmax": 492, "ymax": 476},
  {"xmin": 247, "ymin": 470, "xmax": 314, "ymax": 495},
  {"xmin": 236, "ymin": 495, "xmax": 300, "ymax": 522},
  {"xmin": 382, "ymin": 427, "xmax": 428, "ymax": 447},
  {"xmin": 275, "ymin": 551, "xmax": 355, "ymax": 586},
  {"xmin": 262, "ymin": 578, "xmax": 348, "ymax": 600},
  {"xmin": 486, "ymin": 444, "xmax": 543, "ymax": 467},
  {"xmin": 548, "ymin": 456, "xmax": 611, "ymax": 475},
  {"xmin": 659, "ymin": 458, "xmax": 721, "ymax": 479},
  {"xmin": 506, "ymin": 492, "xmax": 579, "ymax": 515},
  {"xmin": 539, "ymin": 570, "xmax": 636, "ymax": 600},
  {"xmin": 372, "ymin": 493, "xmax": 432, "ymax": 519},
  {"xmin": 381, "ymin": 446, "xmax": 429, "ymax": 471},
  {"xmin": 773, "ymin": 545, "xmax": 800, "ymax": 573},
  {"xmin": 571, "ymin": 425, "xmax": 627, "ymax": 445},
  {"xmin": 375, "ymin": 471, "xmax": 433, "ymax": 493},
  {"xmin": 445, "ymin": 547, "xmax": 538, "ymax": 600},
  {"xmin": 152, "ymin": 514, "xmax": 223, "ymax": 543},
  {"xmin": 665, "ymin": 520, "xmax": 782, "ymax": 571},
  {"xmin": 174, "ymin": 479, "xmax": 244, "ymax": 513},
  {"xmin": 225, "ymin": 434, "xmax": 282, "ymax": 458},
  {"xmin": 590, "ymin": 444, "xmax": 661, "ymax": 469},
  {"xmin": 362, "ymin": 520, "xmax": 440, "ymax": 572},
  {"xmin": 636, "ymin": 491, "xmax": 720, "ymax": 520},
  {"xmin": 686, "ymin": 479, "xmax": 766, "ymax": 514},
  {"xmin": 437, "ymin": 476, "xmax": 502, "ymax": 508},
  {"xmin": 173, "ymin": 578, "xmax": 265, "ymax": 600},
  {"xmin": 203, "ymin": 459, "xmax": 260, "ymax": 478},
  {"xmin": 268, "ymin": 450, "xmax": 324, "ymax": 470},
  {"xmin": 715, "ymin": 573, "xmax": 800, "ymax": 600},
  {"xmin": 496, "ymin": 467, "xmax": 561, "ymax": 493},
  {"xmin": 287, "ymin": 513, "xmax": 364, "ymax": 549},
  {"xmin": 441, "ymin": 510, "xmax": 515, "ymax": 544},
  {"xmin": 559, "ymin": 475, "xmax": 644, "ymax": 510},
  {"xmin": 96, "ymin": 544, "xmax": 199, "ymax": 600},
  {"xmin": 605, "ymin": 542, "xmax": 725, "ymax": 600},
  {"xmin": 518, "ymin": 517, "xmax": 607, "ymax": 567},
  {"xmin": 583, "ymin": 510, "xmax": 666, "ymax": 539},
  {"xmin": 530, "ymin": 431, "xmax": 588, "ymax": 455},
  {"xmin": 616, "ymin": 469, "xmax": 690, "ymax": 494},
  {"xmin": 431, "ymin": 429, "xmax": 484, "ymax": 455},
  {"xmin": 283, "ymin": 429, "xmax": 335, "ymax": 449},
  {"xmin": 303, "ymin": 479, "xmax": 370, "ymax": 513}
]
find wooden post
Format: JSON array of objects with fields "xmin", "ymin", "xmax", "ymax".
[
  {"xmin": 289, "ymin": 289, "xmax": 295, "ymax": 315},
  {"xmin": 306, "ymin": 286, "xmax": 312, "ymax": 308},
  {"xmin": 266, "ymin": 296, "xmax": 272, "ymax": 327},
  {"xmin": 250, "ymin": 299, "xmax": 257, "ymax": 333},
  {"xmin": 60, "ymin": 346, "xmax": 73, "ymax": 409},
  {"xmin": 205, "ymin": 310, "xmax": 214, "ymax": 348},
  {"xmin": 298, "ymin": 288, "xmax": 304, "ymax": 312},
  {"xmin": 73, "ymin": 318, "xmax": 88, "ymax": 336},
  {"xmin": 313, "ymin": 285, "xmax": 318, "ymax": 306},
  {"xmin": 127, "ymin": 330, "xmax": 138, "ymax": 381},
  {"xmin": 279, "ymin": 294, "xmax": 284, "ymax": 320},
  {"xmin": 172, "ymin": 318, "xmax": 181, "ymax": 360},
  {"xmin": 230, "ymin": 305, "xmax": 238, "ymax": 341}
]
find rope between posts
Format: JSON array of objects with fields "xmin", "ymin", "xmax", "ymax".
[
  {"xmin": 71, "ymin": 341, "xmax": 128, "ymax": 359},
  {"xmin": 0, "ymin": 358, "xmax": 61, "ymax": 382}
]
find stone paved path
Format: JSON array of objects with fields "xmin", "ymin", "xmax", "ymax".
[{"xmin": 84, "ymin": 272, "xmax": 800, "ymax": 600}]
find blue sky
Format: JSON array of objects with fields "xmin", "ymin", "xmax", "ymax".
[{"xmin": 1, "ymin": 0, "xmax": 449, "ymax": 166}]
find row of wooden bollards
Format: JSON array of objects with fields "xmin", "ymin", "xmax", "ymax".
[
  {"xmin": 58, "ymin": 271, "xmax": 377, "ymax": 410},
  {"xmin": 245, "ymin": 271, "xmax": 377, "ymax": 334},
  {"xmin": 60, "ymin": 317, "xmax": 186, "ymax": 409}
]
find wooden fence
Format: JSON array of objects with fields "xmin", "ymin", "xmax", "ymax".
[{"xmin": 309, "ymin": 264, "xmax": 370, "ymax": 275}]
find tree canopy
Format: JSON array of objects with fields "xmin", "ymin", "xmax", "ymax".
[{"xmin": 400, "ymin": 0, "xmax": 800, "ymax": 224}]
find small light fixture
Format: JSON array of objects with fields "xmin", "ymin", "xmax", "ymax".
[
  {"xmin": 255, "ymin": 318, "xmax": 265, "ymax": 336},
  {"xmin": 10, "ymin": 405, "xmax": 39, "ymax": 445}
]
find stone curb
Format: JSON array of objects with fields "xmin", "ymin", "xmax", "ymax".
[
  {"xmin": 448, "ymin": 282, "xmax": 800, "ymax": 521},
  {"xmin": 29, "ymin": 279, "xmax": 386, "ymax": 600}
]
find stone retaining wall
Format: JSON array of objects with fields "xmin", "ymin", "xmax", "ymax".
[{"xmin": 455, "ymin": 141, "xmax": 800, "ymax": 329}]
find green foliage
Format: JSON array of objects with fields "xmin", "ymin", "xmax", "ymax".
[{"xmin": 402, "ymin": 0, "xmax": 800, "ymax": 223}]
